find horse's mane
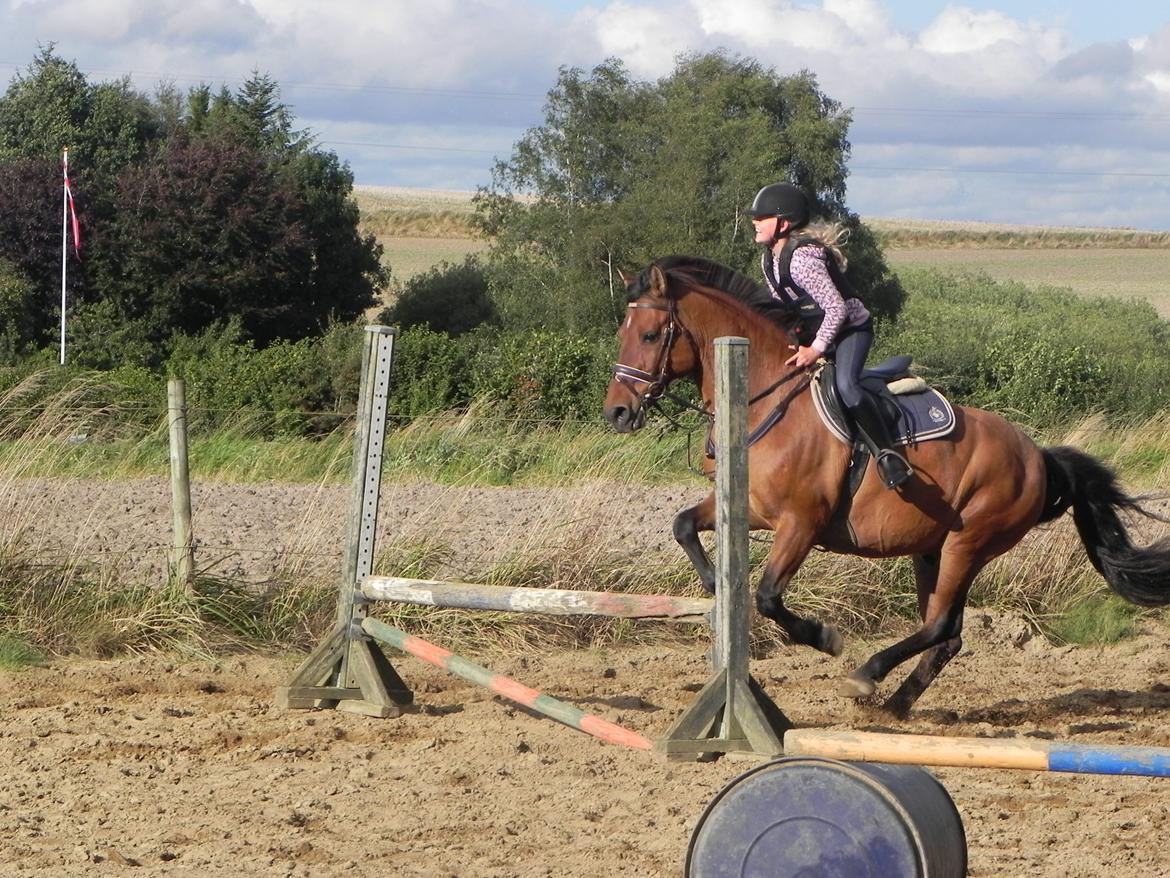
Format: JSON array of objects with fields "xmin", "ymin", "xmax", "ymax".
[{"xmin": 626, "ymin": 255, "xmax": 795, "ymax": 330}]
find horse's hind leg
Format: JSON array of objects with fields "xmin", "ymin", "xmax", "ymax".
[
  {"xmin": 876, "ymin": 553, "xmax": 966, "ymax": 716},
  {"xmin": 882, "ymin": 626, "xmax": 964, "ymax": 718},
  {"xmin": 756, "ymin": 519, "xmax": 843, "ymax": 657},
  {"xmin": 673, "ymin": 493, "xmax": 717, "ymax": 593},
  {"xmin": 840, "ymin": 550, "xmax": 977, "ymax": 704}
]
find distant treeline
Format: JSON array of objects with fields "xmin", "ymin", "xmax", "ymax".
[{"xmin": 0, "ymin": 48, "xmax": 384, "ymax": 368}]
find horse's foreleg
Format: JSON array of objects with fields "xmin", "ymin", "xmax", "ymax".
[
  {"xmin": 840, "ymin": 550, "xmax": 975, "ymax": 703},
  {"xmin": 672, "ymin": 493, "xmax": 717, "ymax": 594},
  {"xmin": 756, "ymin": 524, "xmax": 843, "ymax": 657}
]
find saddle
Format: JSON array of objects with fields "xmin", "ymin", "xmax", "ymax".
[{"xmin": 812, "ymin": 356, "xmax": 956, "ymax": 494}]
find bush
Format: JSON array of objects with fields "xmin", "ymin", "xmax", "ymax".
[
  {"xmin": 167, "ymin": 320, "xmax": 366, "ymax": 436},
  {"xmin": 0, "ymin": 362, "xmax": 164, "ymax": 440},
  {"xmin": 470, "ymin": 330, "xmax": 614, "ymax": 420},
  {"xmin": 388, "ymin": 327, "xmax": 477, "ymax": 418},
  {"xmin": 381, "ymin": 256, "xmax": 495, "ymax": 336}
]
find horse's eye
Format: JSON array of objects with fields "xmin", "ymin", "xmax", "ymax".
[{"xmin": 642, "ymin": 330, "xmax": 661, "ymax": 343}]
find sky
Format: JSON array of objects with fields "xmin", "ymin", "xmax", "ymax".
[{"xmin": 2, "ymin": 0, "xmax": 1170, "ymax": 229}]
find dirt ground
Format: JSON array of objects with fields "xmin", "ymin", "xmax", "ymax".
[{"xmin": 2, "ymin": 477, "xmax": 1170, "ymax": 877}]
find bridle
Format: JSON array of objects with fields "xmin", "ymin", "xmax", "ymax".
[{"xmin": 610, "ymin": 299, "xmax": 695, "ymax": 405}]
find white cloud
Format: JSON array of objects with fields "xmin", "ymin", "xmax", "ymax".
[
  {"xmin": 917, "ymin": 6, "xmax": 1066, "ymax": 57},
  {"xmin": 12, "ymin": 0, "xmax": 263, "ymax": 45},
  {"xmin": 3, "ymin": 0, "xmax": 1169, "ymax": 225},
  {"xmin": 822, "ymin": 0, "xmax": 897, "ymax": 42},
  {"xmin": 585, "ymin": 1, "xmax": 702, "ymax": 77},
  {"xmin": 1145, "ymin": 71, "xmax": 1170, "ymax": 92}
]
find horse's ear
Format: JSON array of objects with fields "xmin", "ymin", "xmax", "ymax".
[
  {"xmin": 617, "ymin": 268, "xmax": 636, "ymax": 287},
  {"xmin": 648, "ymin": 264, "xmax": 668, "ymax": 298}
]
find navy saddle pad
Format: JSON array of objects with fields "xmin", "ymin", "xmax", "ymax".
[{"xmin": 812, "ymin": 358, "xmax": 956, "ymax": 447}]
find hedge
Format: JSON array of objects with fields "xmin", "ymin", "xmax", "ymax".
[{"xmin": 1, "ymin": 269, "xmax": 1166, "ymax": 438}]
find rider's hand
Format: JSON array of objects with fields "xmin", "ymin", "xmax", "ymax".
[{"xmin": 785, "ymin": 345, "xmax": 821, "ymax": 369}]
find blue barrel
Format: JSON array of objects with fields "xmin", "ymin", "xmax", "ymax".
[{"xmin": 686, "ymin": 756, "xmax": 967, "ymax": 878}]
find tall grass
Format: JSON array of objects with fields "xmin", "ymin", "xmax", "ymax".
[{"xmin": 0, "ymin": 378, "xmax": 1166, "ymax": 659}]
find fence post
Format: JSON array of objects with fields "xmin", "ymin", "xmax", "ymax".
[{"xmin": 167, "ymin": 378, "xmax": 194, "ymax": 591}]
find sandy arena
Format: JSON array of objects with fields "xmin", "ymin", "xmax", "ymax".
[{"xmin": 1, "ymin": 477, "xmax": 1168, "ymax": 876}]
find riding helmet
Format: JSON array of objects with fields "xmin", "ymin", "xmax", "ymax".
[{"xmin": 742, "ymin": 182, "xmax": 810, "ymax": 228}]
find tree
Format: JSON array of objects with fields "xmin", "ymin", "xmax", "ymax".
[
  {"xmin": 0, "ymin": 258, "xmax": 41, "ymax": 361},
  {"xmin": 278, "ymin": 148, "xmax": 385, "ymax": 340},
  {"xmin": 180, "ymin": 74, "xmax": 385, "ymax": 341},
  {"xmin": 84, "ymin": 134, "xmax": 313, "ymax": 354},
  {"xmin": 0, "ymin": 154, "xmax": 89, "ymax": 353},
  {"xmin": 0, "ymin": 47, "xmax": 165, "ymax": 355},
  {"xmin": 0, "ymin": 55, "xmax": 384, "ymax": 364},
  {"xmin": 477, "ymin": 52, "xmax": 903, "ymax": 334},
  {"xmin": 0, "ymin": 46, "xmax": 160, "ymax": 186}
]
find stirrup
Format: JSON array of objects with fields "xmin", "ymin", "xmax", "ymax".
[{"xmin": 875, "ymin": 450, "xmax": 913, "ymax": 489}]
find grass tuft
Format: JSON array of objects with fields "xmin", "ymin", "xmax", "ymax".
[
  {"xmin": 0, "ymin": 384, "xmax": 1166, "ymax": 660},
  {"xmin": 0, "ymin": 632, "xmax": 45, "ymax": 669},
  {"xmin": 1045, "ymin": 593, "xmax": 1143, "ymax": 646}
]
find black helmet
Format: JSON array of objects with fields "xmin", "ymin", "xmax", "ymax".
[{"xmin": 742, "ymin": 183, "xmax": 809, "ymax": 227}]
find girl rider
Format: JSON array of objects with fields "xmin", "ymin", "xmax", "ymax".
[{"xmin": 744, "ymin": 182, "xmax": 912, "ymax": 489}]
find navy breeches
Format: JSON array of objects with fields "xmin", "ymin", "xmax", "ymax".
[{"xmin": 833, "ymin": 327, "xmax": 873, "ymax": 409}]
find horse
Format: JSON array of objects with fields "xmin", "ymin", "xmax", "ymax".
[{"xmin": 603, "ymin": 256, "xmax": 1170, "ymax": 716}]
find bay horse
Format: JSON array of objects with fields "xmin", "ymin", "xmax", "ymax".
[{"xmin": 603, "ymin": 256, "xmax": 1170, "ymax": 716}]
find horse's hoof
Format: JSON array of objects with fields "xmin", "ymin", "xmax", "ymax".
[
  {"xmin": 882, "ymin": 698, "xmax": 912, "ymax": 720},
  {"xmin": 838, "ymin": 673, "xmax": 876, "ymax": 698},
  {"xmin": 819, "ymin": 625, "xmax": 844, "ymax": 657}
]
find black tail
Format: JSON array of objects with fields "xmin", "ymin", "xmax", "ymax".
[{"xmin": 1041, "ymin": 446, "xmax": 1170, "ymax": 606}]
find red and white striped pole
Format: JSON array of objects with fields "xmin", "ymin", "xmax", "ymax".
[{"xmin": 362, "ymin": 617, "xmax": 653, "ymax": 751}]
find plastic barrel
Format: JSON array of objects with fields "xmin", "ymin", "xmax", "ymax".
[{"xmin": 686, "ymin": 756, "xmax": 967, "ymax": 878}]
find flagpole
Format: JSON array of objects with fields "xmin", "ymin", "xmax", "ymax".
[{"xmin": 60, "ymin": 147, "xmax": 68, "ymax": 366}]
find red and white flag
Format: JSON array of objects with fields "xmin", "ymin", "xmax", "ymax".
[{"xmin": 63, "ymin": 148, "xmax": 80, "ymax": 256}]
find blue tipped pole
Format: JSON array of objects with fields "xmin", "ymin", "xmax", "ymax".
[
  {"xmin": 785, "ymin": 730, "xmax": 1170, "ymax": 779},
  {"xmin": 1048, "ymin": 745, "xmax": 1170, "ymax": 777}
]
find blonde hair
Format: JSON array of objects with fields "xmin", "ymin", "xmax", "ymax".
[{"xmin": 799, "ymin": 220, "xmax": 850, "ymax": 271}]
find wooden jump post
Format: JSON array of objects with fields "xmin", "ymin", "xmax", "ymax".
[
  {"xmin": 277, "ymin": 328, "xmax": 786, "ymax": 759},
  {"xmin": 276, "ymin": 326, "xmax": 412, "ymax": 717},
  {"xmin": 785, "ymin": 729, "xmax": 1170, "ymax": 778},
  {"xmin": 654, "ymin": 337, "xmax": 790, "ymax": 760}
]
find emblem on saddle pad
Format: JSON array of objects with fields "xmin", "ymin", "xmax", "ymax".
[{"xmin": 811, "ymin": 364, "xmax": 957, "ymax": 448}]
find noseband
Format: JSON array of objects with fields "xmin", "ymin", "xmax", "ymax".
[{"xmin": 611, "ymin": 300, "xmax": 691, "ymax": 404}]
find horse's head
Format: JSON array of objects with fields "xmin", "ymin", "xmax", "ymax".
[{"xmin": 603, "ymin": 262, "xmax": 701, "ymax": 433}]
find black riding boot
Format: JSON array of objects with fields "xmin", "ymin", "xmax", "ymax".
[{"xmin": 847, "ymin": 396, "xmax": 913, "ymax": 489}]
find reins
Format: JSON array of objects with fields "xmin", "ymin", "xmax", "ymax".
[
  {"xmin": 612, "ymin": 293, "xmax": 812, "ymax": 453},
  {"xmin": 741, "ymin": 368, "xmax": 813, "ymax": 449}
]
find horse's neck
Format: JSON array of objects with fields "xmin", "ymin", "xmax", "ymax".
[{"xmin": 681, "ymin": 291, "xmax": 793, "ymax": 402}]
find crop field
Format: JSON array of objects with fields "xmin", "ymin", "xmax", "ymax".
[{"xmin": 356, "ymin": 187, "xmax": 1170, "ymax": 317}]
